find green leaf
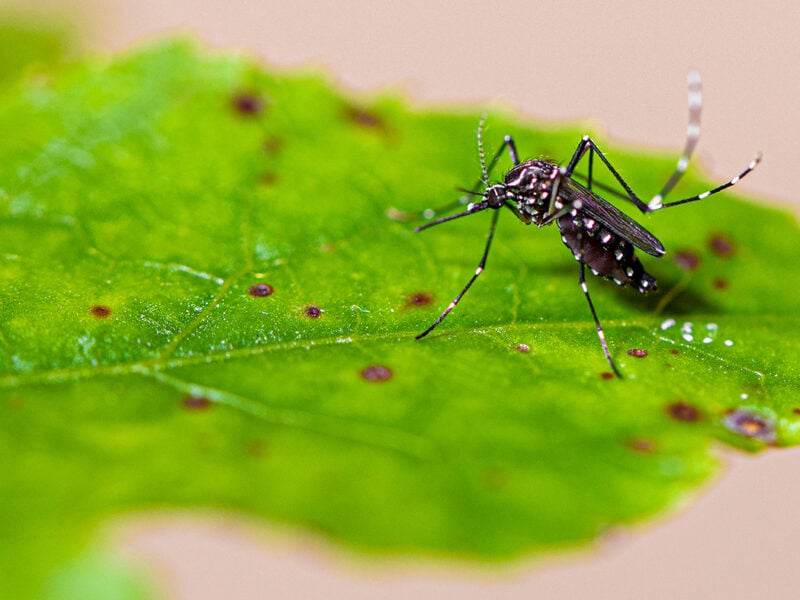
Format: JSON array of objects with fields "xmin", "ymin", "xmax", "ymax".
[
  {"xmin": 1, "ymin": 40, "xmax": 798, "ymax": 597},
  {"xmin": 42, "ymin": 548, "xmax": 159, "ymax": 600},
  {"xmin": 0, "ymin": 12, "xmax": 70, "ymax": 85}
]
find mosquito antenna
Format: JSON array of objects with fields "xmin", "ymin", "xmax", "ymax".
[
  {"xmin": 389, "ymin": 124, "xmax": 492, "ymax": 225},
  {"xmin": 477, "ymin": 113, "xmax": 489, "ymax": 187}
]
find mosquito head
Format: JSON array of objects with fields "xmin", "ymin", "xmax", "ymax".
[{"xmin": 483, "ymin": 183, "xmax": 507, "ymax": 209}]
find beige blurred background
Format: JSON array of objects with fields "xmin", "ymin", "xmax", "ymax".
[{"xmin": 9, "ymin": 0, "xmax": 800, "ymax": 598}]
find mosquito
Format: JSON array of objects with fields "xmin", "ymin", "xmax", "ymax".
[{"xmin": 411, "ymin": 72, "xmax": 760, "ymax": 377}]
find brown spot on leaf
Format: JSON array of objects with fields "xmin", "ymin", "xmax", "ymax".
[
  {"xmin": 361, "ymin": 365, "xmax": 392, "ymax": 382},
  {"xmin": 673, "ymin": 250, "xmax": 701, "ymax": 271},
  {"xmin": 262, "ymin": 135, "xmax": 283, "ymax": 155},
  {"xmin": 627, "ymin": 438, "xmax": 657, "ymax": 453},
  {"xmin": 182, "ymin": 395, "xmax": 212, "ymax": 410},
  {"xmin": 231, "ymin": 92, "xmax": 264, "ymax": 115},
  {"xmin": 246, "ymin": 439, "xmax": 268, "ymax": 457},
  {"xmin": 709, "ymin": 233, "xmax": 735, "ymax": 257},
  {"xmin": 406, "ymin": 292, "xmax": 433, "ymax": 308},
  {"xmin": 514, "ymin": 343, "xmax": 531, "ymax": 353},
  {"xmin": 345, "ymin": 105, "xmax": 385, "ymax": 129},
  {"xmin": 90, "ymin": 305, "xmax": 111, "ymax": 318},
  {"xmin": 724, "ymin": 409, "xmax": 776, "ymax": 442},
  {"xmin": 248, "ymin": 283, "xmax": 274, "ymax": 297},
  {"xmin": 712, "ymin": 277, "xmax": 729, "ymax": 290},
  {"xmin": 793, "ymin": 408, "xmax": 800, "ymax": 415},
  {"xmin": 669, "ymin": 349, "xmax": 680, "ymax": 355},
  {"xmin": 600, "ymin": 372, "xmax": 616, "ymax": 380},
  {"xmin": 627, "ymin": 348, "xmax": 648, "ymax": 358},
  {"xmin": 260, "ymin": 171, "xmax": 278, "ymax": 186},
  {"xmin": 667, "ymin": 401, "xmax": 701, "ymax": 422},
  {"xmin": 304, "ymin": 305, "xmax": 322, "ymax": 318}
]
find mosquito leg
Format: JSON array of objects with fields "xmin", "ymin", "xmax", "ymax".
[
  {"xmin": 416, "ymin": 209, "xmax": 501, "ymax": 339},
  {"xmin": 564, "ymin": 73, "xmax": 759, "ymax": 213},
  {"xmin": 568, "ymin": 174, "xmax": 633, "ymax": 202},
  {"xmin": 562, "ymin": 124, "xmax": 760, "ymax": 216},
  {"xmin": 654, "ymin": 153, "xmax": 761, "ymax": 209},
  {"xmin": 646, "ymin": 71, "xmax": 760, "ymax": 209},
  {"xmin": 565, "ymin": 73, "xmax": 705, "ymax": 214},
  {"xmin": 565, "ymin": 136, "xmax": 652, "ymax": 213},
  {"xmin": 648, "ymin": 71, "xmax": 703, "ymax": 210},
  {"xmin": 577, "ymin": 232, "xmax": 622, "ymax": 378},
  {"xmin": 502, "ymin": 135, "xmax": 520, "ymax": 166}
]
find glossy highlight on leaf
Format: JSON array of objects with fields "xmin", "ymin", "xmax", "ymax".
[{"xmin": 1, "ymin": 40, "xmax": 799, "ymax": 598}]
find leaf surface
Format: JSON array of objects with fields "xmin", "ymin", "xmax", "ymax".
[{"xmin": 1, "ymin": 41, "xmax": 799, "ymax": 597}]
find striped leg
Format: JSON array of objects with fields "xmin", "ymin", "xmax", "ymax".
[
  {"xmin": 416, "ymin": 209, "xmax": 501, "ymax": 339},
  {"xmin": 652, "ymin": 153, "xmax": 761, "ymax": 210},
  {"xmin": 566, "ymin": 72, "xmax": 759, "ymax": 214},
  {"xmin": 648, "ymin": 71, "xmax": 703, "ymax": 209},
  {"xmin": 414, "ymin": 122, "xmax": 516, "ymax": 339},
  {"xmin": 576, "ymin": 231, "xmax": 622, "ymax": 378},
  {"xmin": 568, "ymin": 72, "xmax": 704, "ymax": 212},
  {"xmin": 649, "ymin": 71, "xmax": 761, "ymax": 210},
  {"xmin": 564, "ymin": 135, "xmax": 652, "ymax": 213},
  {"xmin": 579, "ymin": 261, "xmax": 621, "ymax": 378}
]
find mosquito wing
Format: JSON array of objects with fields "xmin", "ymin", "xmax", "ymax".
[{"xmin": 560, "ymin": 179, "xmax": 665, "ymax": 257}]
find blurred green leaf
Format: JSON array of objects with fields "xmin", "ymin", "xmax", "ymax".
[
  {"xmin": 0, "ymin": 12, "xmax": 71, "ymax": 85},
  {"xmin": 1, "ymin": 40, "xmax": 798, "ymax": 598},
  {"xmin": 43, "ymin": 548, "xmax": 159, "ymax": 600}
]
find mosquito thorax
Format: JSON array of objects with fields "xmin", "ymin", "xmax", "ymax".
[{"xmin": 504, "ymin": 159, "xmax": 561, "ymax": 219}]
